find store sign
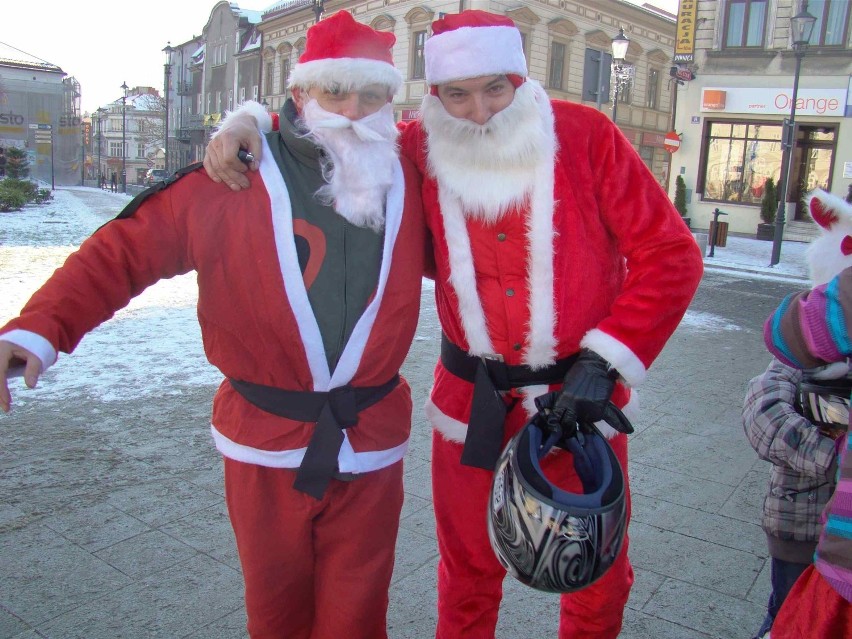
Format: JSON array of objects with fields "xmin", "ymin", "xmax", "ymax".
[
  {"xmin": 674, "ymin": 0, "xmax": 698, "ymax": 63},
  {"xmin": 400, "ymin": 109, "xmax": 419, "ymax": 121},
  {"xmin": 700, "ymin": 87, "xmax": 848, "ymax": 116}
]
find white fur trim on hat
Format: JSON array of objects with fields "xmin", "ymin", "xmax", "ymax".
[
  {"xmin": 288, "ymin": 57, "xmax": 403, "ymax": 93},
  {"xmin": 212, "ymin": 100, "xmax": 273, "ymax": 137},
  {"xmin": 425, "ymin": 25, "xmax": 527, "ymax": 85}
]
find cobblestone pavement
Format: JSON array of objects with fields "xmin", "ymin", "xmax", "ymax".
[{"xmin": 0, "ymin": 188, "xmax": 812, "ymax": 638}]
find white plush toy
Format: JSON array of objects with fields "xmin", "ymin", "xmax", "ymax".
[
  {"xmin": 806, "ymin": 189, "xmax": 852, "ymax": 287},
  {"xmin": 803, "ymin": 189, "xmax": 852, "ymax": 379}
]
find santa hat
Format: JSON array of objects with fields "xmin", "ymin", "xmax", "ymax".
[
  {"xmin": 288, "ymin": 11, "xmax": 403, "ymax": 93},
  {"xmin": 425, "ymin": 11, "xmax": 528, "ymax": 86}
]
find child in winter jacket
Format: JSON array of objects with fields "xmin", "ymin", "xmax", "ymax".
[
  {"xmin": 742, "ymin": 358, "xmax": 838, "ymax": 639},
  {"xmin": 764, "ymin": 265, "xmax": 852, "ymax": 638}
]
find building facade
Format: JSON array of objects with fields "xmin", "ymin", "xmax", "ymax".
[
  {"xmin": 95, "ymin": 86, "xmax": 167, "ymax": 188},
  {"xmin": 165, "ymin": 1, "xmax": 264, "ymax": 165},
  {"xmin": 669, "ymin": 0, "xmax": 852, "ymax": 237},
  {"xmin": 0, "ymin": 57, "xmax": 83, "ymax": 186},
  {"xmin": 258, "ymin": 0, "xmax": 678, "ymax": 184}
]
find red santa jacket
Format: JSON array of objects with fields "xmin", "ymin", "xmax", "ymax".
[
  {"xmin": 1, "ymin": 142, "xmax": 426, "ymax": 473},
  {"xmin": 400, "ymin": 97, "xmax": 703, "ymax": 442}
]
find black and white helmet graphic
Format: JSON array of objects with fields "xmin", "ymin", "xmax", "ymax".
[
  {"xmin": 799, "ymin": 373, "xmax": 851, "ymax": 437},
  {"xmin": 487, "ymin": 401, "xmax": 629, "ymax": 593}
]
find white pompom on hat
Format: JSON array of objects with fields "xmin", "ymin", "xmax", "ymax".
[
  {"xmin": 425, "ymin": 10, "xmax": 528, "ymax": 86},
  {"xmin": 288, "ymin": 10, "xmax": 403, "ymax": 93}
]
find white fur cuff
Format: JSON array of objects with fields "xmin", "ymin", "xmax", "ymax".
[
  {"xmin": 213, "ymin": 101, "xmax": 273, "ymax": 138},
  {"xmin": 581, "ymin": 328, "xmax": 647, "ymax": 387}
]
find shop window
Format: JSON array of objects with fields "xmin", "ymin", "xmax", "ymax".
[
  {"xmin": 808, "ymin": 0, "xmax": 850, "ymax": 47},
  {"xmin": 724, "ymin": 0, "xmax": 767, "ymax": 48},
  {"xmin": 699, "ymin": 121, "xmax": 783, "ymax": 206}
]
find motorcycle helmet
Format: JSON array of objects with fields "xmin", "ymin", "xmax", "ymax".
[
  {"xmin": 799, "ymin": 373, "xmax": 851, "ymax": 436},
  {"xmin": 487, "ymin": 403, "xmax": 629, "ymax": 593}
]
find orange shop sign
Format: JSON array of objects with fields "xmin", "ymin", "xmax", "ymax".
[{"xmin": 700, "ymin": 87, "xmax": 847, "ymax": 116}]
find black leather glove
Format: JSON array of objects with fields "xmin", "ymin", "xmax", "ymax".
[{"xmin": 551, "ymin": 349, "xmax": 618, "ymax": 433}]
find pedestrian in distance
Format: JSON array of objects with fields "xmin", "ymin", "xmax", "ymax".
[
  {"xmin": 204, "ymin": 10, "xmax": 704, "ymax": 638},
  {"xmin": 742, "ymin": 358, "xmax": 839, "ymax": 639},
  {"xmin": 0, "ymin": 146, "xmax": 6, "ymax": 178},
  {"xmin": 110, "ymin": 171, "xmax": 117, "ymax": 192},
  {"xmin": 0, "ymin": 12, "xmax": 426, "ymax": 639}
]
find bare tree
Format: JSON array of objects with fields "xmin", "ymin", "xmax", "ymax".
[{"xmin": 135, "ymin": 95, "xmax": 166, "ymax": 152}]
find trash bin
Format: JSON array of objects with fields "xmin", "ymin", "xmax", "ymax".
[{"xmin": 710, "ymin": 220, "xmax": 729, "ymax": 248}]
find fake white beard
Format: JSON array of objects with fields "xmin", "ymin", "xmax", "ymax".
[
  {"xmin": 300, "ymin": 100, "xmax": 399, "ymax": 232},
  {"xmin": 420, "ymin": 81, "xmax": 552, "ymax": 223}
]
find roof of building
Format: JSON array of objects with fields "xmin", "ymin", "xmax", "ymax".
[{"xmin": 0, "ymin": 42, "xmax": 64, "ymax": 74}]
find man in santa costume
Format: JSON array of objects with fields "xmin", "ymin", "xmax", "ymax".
[
  {"xmin": 204, "ymin": 10, "xmax": 703, "ymax": 638},
  {"xmin": 0, "ymin": 11, "xmax": 426, "ymax": 639}
]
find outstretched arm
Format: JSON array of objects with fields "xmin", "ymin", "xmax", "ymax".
[{"xmin": 203, "ymin": 101, "xmax": 271, "ymax": 191}]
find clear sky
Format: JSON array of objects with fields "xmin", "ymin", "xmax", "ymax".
[{"xmin": 3, "ymin": 0, "xmax": 680, "ymax": 115}]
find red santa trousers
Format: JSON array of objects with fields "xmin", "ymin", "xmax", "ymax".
[
  {"xmin": 432, "ymin": 403, "xmax": 633, "ymax": 639},
  {"xmin": 770, "ymin": 564, "xmax": 852, "ymax": 639},
  {"xmin": 224, "ymin": 458, "xmax": 404, "ymax": 639}
]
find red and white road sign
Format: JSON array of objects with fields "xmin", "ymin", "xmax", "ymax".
[{"xmin": 663, "ymin": 131, "xmax": 681, "ymax": 153}]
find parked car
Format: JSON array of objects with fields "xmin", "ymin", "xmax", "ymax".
[{"xmin": 146, "ymin": 169, "xmax": 169, "ymax": 184}]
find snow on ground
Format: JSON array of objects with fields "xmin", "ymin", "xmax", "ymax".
[
  {"xmin": 0, "ymin": 187, "xmax": 816, "ymax": 406},
  {"xmin": 1, "ymin": 187, "xmax": 222, "ymax": 407}
]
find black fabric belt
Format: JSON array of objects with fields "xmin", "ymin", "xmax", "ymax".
[
  {"xmin": 229, "ymin": 374, "xmax": 400, "ymax": 499},
  {"xmin": 440, "ymin": 334, "xmax": 577, "ymax": 471}
]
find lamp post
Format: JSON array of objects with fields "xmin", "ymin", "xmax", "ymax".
[
  {"xmin": 96, "ymin": 107, "xmax": 107, "ymax": 186},
  {"xmin": 610, "ymin": 28, "xmax": 634, "ymax": 124},
  {"xmin": 163, "ymin": 43, "xmax": 174, "ymax": 175},
  {"xmin": 770, "ymin": 3, "xmax": 816, "ymax": 266},
  {"xmin": 120, "ymin": 81, "xmax": 128, "ymax": 193}
]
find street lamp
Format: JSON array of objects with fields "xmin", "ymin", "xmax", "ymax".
[
  {"xmin": 610, "ymin": 28, "xmax": 634, "ymax": 124},
  {"xmin": 163, "ymin": 43, "xmax": 174, "ymax": 175},
  {"xmin": 770, "ymin": 3, "xmax": 816, "ymax": 266},
  {"xmin": 121, "ymin": 81, "xmax": 128, "ymax": 193},
  {"xmin": 96, "ymin": 106, "xmax": 107, "ymax": 186}
]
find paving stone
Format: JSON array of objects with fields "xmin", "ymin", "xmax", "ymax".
[
  {"xmin": 642, "ymin": 578, "xmax": 768, "ymax": 639},
  {"xmin": 630, "ymin": 521, "xmax": 764, "ymax": 598},
  {"xmin": 93, "ymin": 529, "xmax": 199, "ymax": 578}
]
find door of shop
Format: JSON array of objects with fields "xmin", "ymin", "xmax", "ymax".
[{"xmin": 789, "ymin": 125, "xmax": 837, "ymax": 220}]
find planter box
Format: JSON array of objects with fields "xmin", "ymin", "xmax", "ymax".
[{"xmin": 756, "ymin": 223, "xmax": 775, "ymax": 241}]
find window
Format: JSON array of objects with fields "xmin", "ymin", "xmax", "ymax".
[
  {"xmin": 228, "ymin": 89, "xmax": 233, "ymax": 111},
  {"xmin": 582, "ymin": 48, "xmax": 612, "ymax": 104},
  {"xmin": 411, "ymin": 30, "xmax": 426, "ymax": 80},
  {"xmin": 252, "ymin": 85, "xmax": 258, "ymax": 101},
  {"xmin": 206, "ymin": 93, "xmax": 211, "ymax": 114},
  {"xmin": 136, "ymin": 143, "xmax": 144, "ymax": 158},
  {"xmin": 724, "ymin": 0, "xmax": 767, "ymax": 48},
  {"xmin": 239, "ymin": 87, "xmax": 246, "ymax": 104},
  {"xmin": 216, "ymin": 91, "xmax": 222, "ymax": 113},
  {"xmin": 280, "ymin": 57, "xmax": 291, "ymax": 94},
  {"xmin": 647, "ymin": 69, "xmax": 660, "ymax": 110},
  {"xmin": 808, "ymin": 0, "xmax": 850, "ymax": 46},
  {"xmin": 700, "ymin": 121, "xmax": 783, "ymax": 205},
  {"xmin": 549, "ymin": 41, "xmax": 566, "ymax": 90},
  {"xmin": 109, "ymin": 141, "xmax": 123, "ymax": 157},
  {"xmin": 266, "ymin": 62, "xmax": 274, "ymax": 96},
  {"xmin": 197, "ymin": 94, "xmax": 202, "ymax": 114}
]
